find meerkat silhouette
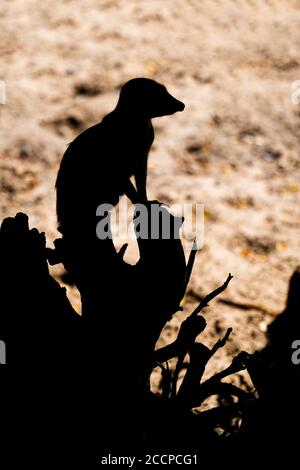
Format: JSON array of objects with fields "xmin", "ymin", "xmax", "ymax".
[{"xmin": 56, "ymin": 78, "xmax": 185, "ymax": 243}]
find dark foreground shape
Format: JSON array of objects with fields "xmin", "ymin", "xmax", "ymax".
[
  {"xmin": 1, "ymin": 211, "xmax": 299, "ymax": 465},
  {"xmin": 1, "ymin": 78, "xmax": 299, "ymax": 465}
]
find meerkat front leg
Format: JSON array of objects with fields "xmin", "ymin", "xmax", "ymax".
[
  {"xmin": 134, "ymin": 156, "xmax": 148, "ymax": 202},
  {"xmin": 124, "ymin": 179, "xmax": 144, "ymax": 204}
]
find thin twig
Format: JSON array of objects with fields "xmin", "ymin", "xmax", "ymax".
[
  {"xmin": 191, "ymin": 273, "xmax": 234, "ymax": 317},
  {"xmin": 210, "ymin": 327, "xmax": 233, "ymax": 356},
  {"xmin": 183, "ymin": 239, "xmax": 198, "ymax": 293},
  {"xmin": 171, "ymin": 353, "xmax": 186, "ymax": 399}
]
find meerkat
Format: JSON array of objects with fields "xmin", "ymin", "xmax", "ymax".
[{"xmin": 55, "ymin": 78, "xmax": 184, "ymax": 241}]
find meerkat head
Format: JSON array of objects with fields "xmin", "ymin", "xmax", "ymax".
[{"xmin": 116, "ymin": 78, "xmax": 185, "ymax": 118}]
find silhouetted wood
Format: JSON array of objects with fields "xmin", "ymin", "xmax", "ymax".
[
  {"xmin": 0, "ymin": 212, "xmax": 91, "ymax": 465},
  {"xmin": 2, "ymin": 211, "xmax": 300, "ymax": 464}
]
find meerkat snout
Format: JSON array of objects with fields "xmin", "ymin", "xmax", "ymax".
[{"xmin": 116, "ymin": 78, "xmax": 185, "ymax": 118}]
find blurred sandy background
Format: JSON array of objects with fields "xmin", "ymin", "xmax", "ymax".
[{"xmin": 1, "ymin": 0, "xmax": 300, "ymax": 386}]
